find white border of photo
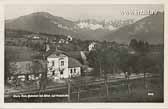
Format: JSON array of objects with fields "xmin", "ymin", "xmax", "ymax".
[{"xmin": 0, "ymin": 0, "xmax": 168, "ymax": 108}]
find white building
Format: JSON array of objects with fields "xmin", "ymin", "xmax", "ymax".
[
  {"xmin": 67, "ymin": 35, "xmax": 73, "ymax": 41},
  {"xmin": 47, "ymin": 52, "xmax": 82, "ymax": 79},
  {"xmin": 33, "ymin": 36, "xmax": 40, "ymax": 39},
  {"xmin": 88, "ymin": 42, "xmax": 96, "ymax": 51},
  {"xmin": 58, "ymin": 39, "xmax": 65, "ymax": 44}
]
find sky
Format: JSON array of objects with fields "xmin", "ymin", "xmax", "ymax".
[{"xmin": 5, "ymin": 4, "xmax": 163, "ymax": 21}]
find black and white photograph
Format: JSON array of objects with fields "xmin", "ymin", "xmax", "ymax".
[{"xmin": 4, "ymin": 4, "xmax": 164, "ymax": 103}]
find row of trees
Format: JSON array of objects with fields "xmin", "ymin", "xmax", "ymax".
[
  {"xmin": 129, "ymin": 39, "xmax": 150, "ymax": 54},
  {"xmin": 87, "ymin": 39, "xmax": 163, "ymax": 95}
]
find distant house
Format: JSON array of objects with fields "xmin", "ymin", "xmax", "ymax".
[
  {"xmin": 58, "ymin": 39, "xmax": 65, "ymax": 44},
  {"xmin": 28, "ymin": 34, "xmax": 40, "ymax": 39},
  {"xmin": 47, "ymin": 51, "xmax": 82, "ymax": 79},
  {"xmin": 88, "ymin": 42, "xmax": 96, "ymax": 51},
  {"xmin": 25, "ymin": 34, "xmax": 40, "ymax": 39},
  {"xmin": 33, "ymin": 36, "xmax": 40, "ymax": 39},
  {"xmin": 67, "ymin": 35, "xmax": 73, "ymax": 41},
  {"xmin": 65, "ymin": 41, "xmax": 69, "ymax": 44},
  {"xmin": 51, "ymin": 38, "xmax": 57, "ymax": 44}
]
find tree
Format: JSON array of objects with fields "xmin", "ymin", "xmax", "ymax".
[
  {"xmin": 129, "ymin": 39, "xmax": 150, "ymax": 55},
  {"xmin": 87, "ymin": 50, "xmax": 102, "ymax": 77},
  {"xmin": 129, "ymin": 39, "xmax": 138, "ymax": 50},
  {"xmin": 137, "ymin": 40, "xmax": 150, "ymax": 55}
]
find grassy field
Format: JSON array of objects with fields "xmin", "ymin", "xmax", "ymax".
[
  {"xmin": 5, "ymin": 46, "xmax": 40, "ymax": 61},
  {"xmin": 78, "ymin": 77, "xmax": 163, "ymax": 102}
]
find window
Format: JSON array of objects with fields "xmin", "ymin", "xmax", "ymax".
[
  {"xmin": 61, "ymin": 61, "xmax": 64, "ymax": 66},
  {"xmin": 52, "ymin": 61, "xmax": 54, "ymax": 66},
  {"xmin": 60, "ymin": 71, "xmax": 63, "ymax": 75},
  {"xmin": 70, "ymin": 69, "xmax": 73, "ymax": 73},
  {"xmin": 74, "ymin": 69, "xmax": 76, "ymax": 73},
  {"xmin": 52, "ymin": 71, "xmax": 55, "ymax": 75}
]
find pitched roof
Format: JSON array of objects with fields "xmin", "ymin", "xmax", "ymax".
[
  {"xmin": 46, "ymin": 50, "xmax": 84, "ymax": 67},
  {"xmin": 45, "ymin": 49, "xmax": 66, "ymax": 57},
  {"xmin": 47, "ymin": 52, "xmax": 67, "ymax": 58},
  {"xmin": 68, "ymin": 57, "xmax": 82, "ymax": 68},
  {"xmin": 65, "ymin": 51, "xmax": 81, "ymax": 59},
  {"xmin": 64, "ymin": 51, "xmax": 84, "ymax": 64}
]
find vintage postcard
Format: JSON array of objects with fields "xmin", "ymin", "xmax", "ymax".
[{"xmin": 0, "ymin": 0, "xmax": 168, "ymax": 108}]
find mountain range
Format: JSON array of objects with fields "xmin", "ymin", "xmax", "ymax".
[
  {"xmin": 5, "ymin": 12, "xmax": 164, "ymax": 44},
  {"xmin": 104, "ymin": 12, "xmax": 164, "ymax": 44}
]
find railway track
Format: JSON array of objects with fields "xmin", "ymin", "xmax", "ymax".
[{"xmin": 5, "ymin": 73, "xmax": 159, "ymax": 97}]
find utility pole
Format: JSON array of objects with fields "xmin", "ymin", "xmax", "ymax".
[
  {"xmin": 125, "ymin": 72, "xmax": 131, "ymax": 95},
  {"xmin": 40, "ymin": 38, "xmax": 48, "ymax": 90},
  {"xmin": 38, "ymin": 38, "xmax": 48, "ymax": 102},
  {"xmin": 104, "ymin": 73, "xmax": 108, "ymax": 98}
]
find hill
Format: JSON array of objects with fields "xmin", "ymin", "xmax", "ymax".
[
  {"xmin": 104, "ymin": 12, "xmax": 164, "ymax": 44},
  {"xmin": 5, "ymin": 12, "xmax": 164, "ymax": 44},
  {"xmin": 5, "ymin": 12, "xmax": 77, "ymax": 36}
]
